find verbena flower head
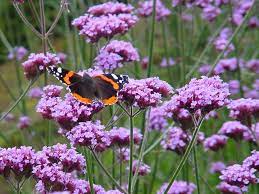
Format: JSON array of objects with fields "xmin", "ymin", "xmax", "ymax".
[
  {"xmin": 214, "ymin": 58, "xmax": 239, "ymax": 75},
  {"xmin": 22, "ymin": 52, "xmax": 61, "ymax": 80},
  {"xmin": 57, "ymin": 52, "xmax": 67, "ymax": 64},
  {"xmin": 175, "ymin": 76, "xmax": 230, "ymax": 114},
  {"xmin": 243, "ymin": 123, "xmax": 259, "ymax": 143},
  {"xmin": 148, "ymin": 106, "xmax": 168, "ymax": 131},
  {"xmin": 140, "ymin": 56, "xmax": 149, "ymax": 69},
  {"xmin": 28, "ymin": 87, "xmax": 43, "ymax": 99},
  {"xmin": 8, "ymin": 46, "xmax": 28, "ymax": 61},
  {"xmin": 106, "ymin": 190, "xmax": 123, "ymax": 194},
  {"xmin": 131, "ymin": 160, "xmax": 151, "ymax": 176},
  {"xmin": 203, "ymin": 134, "xmax": 228, "ymax": 151},
  {"xmin": 88, "ymin": 2, "xmax": 134, "ymax": 16},
  {"xmin": 1, "ymin": 112, "xmax": 15, "ymax": 122},
  {"xmin": 217, "ymin": 182, "xmax": 244, "ymax": 194},
  {"xmin": 17, "ymin": 115, "xmax": 31, "ymax": 129},
  {"xmin": 69, "ymin": 179, "xmax": 106, "ymax": 194},
  {"xmin": 245, "ymin": 59, "xmax": 259, "ymax": 74},
  {"xmin": 36, "ymin": 143, "xmax": 85, "ymax": 173},
  {"xmin": 248, "ymin": 16, "xmax": 259, "ymax": 28},
  {"xmin": 109, "ymin": 127, "xmax": 142, "ymax": 146},
  {"xmin": 119, "ymin": 77, "xmax": 172, "ymax": 108},
  {"xmin": 199, "ymin": 64, "xmax": 211, "ymax": 75},
  {"xmin": 227, "ymin": 98, "xmax": 259, "ymax": 123},
  {"xmin": 214, "ymin": 30, "xmax": 235, "ymax": 56},
  {"xmin": 232, "ymin": 0, "xmax": 254, "ymax": 26},
  {"xmin": 72, "ymin": 13, "xmax": 138, "ymax": 43},
  {"xmin": 210, "ymin": 161, "xmax": 226, "ymax": 174},
  {"xmin": 218, "ymin": 121, "xmax": 249, "ymax": 140},
  {"xmin": 201, "ymin": 5, "xmax": 221, "ymax": 22},
  {"xmin": 157, "ymin": 181, "xmax": 196, "ymax": 194},
  {"xmin": 228, "ymin": 80, "xmax": 240, "ymax": 95},
  {"xmin": 116, "ymin": 148, "xmax": 130, "ymax": 162},
  {"xmin": 94, "ymin": 40, "xmax": 139, "ymax": 71},
  {"xmin": 243, "ymin": 150, "xmax": 259, "ymax": 170},
  {"xmin": 66, "ymin": 121, "xmax": 111, "ymax": 152},
  {"xmin": 0, "ymin": 146, "xmax": 36, "ymax": 179},
  {"xmin": 138, "ymin": 0, "xmax": 171, "ymax": 21},
  {"xmin": 219, "ymin": 164, "xmax": 257, "ymax": 187},
  {"xmin": 160, "ymin": 57, "xmax": 175, "ymax": 67},
  {"xmin": 161, "ymin": 127, "xmax": 189, "ymax": 155}
]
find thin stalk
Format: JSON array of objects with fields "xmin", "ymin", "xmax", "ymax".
[
  {"xmin": 28, "ymin": 0, "xmax": 41, "ymax": 24},
  {"xmin": 119, "ymin": 148, "xmax": 123, "ymax": 186},
  {"xmin": 192, "ymin": 146, "xmax": 201, "ymax": 194},
  {"xmin": 84, "ymin": 148, "xmax": 95, "ymax": 194},
  {"xmin": 146, "ymin": 0, "xmax": 157, "ymax": 77},
  {"xmin": 149, "ymin": 150, "xmax": 160, "ymax": 194},
  {"xmin": 128, "ymin": 106, "xmax": 134, "ymax": 194},
  {"xmin": 91, "ymin": 150, "xmax": 127, "ymax": 194},
  {"xmin": 0, "ymin": 77, "xmax": 37, "ymax": 122},
  {"xmin": 164, "ymin": 117, "xmax": 204, "ymax": 194},
  {"xmin": 39, "ymin": 0, "xmax": 47, "ymax": 54},
  {"xmin": 207, "ymin": 4, "xmax": 255, "ymax": 76},
  {"xmin": 0, "ymin": 29, "xmax": 12, "ymax": 52},
  {"xmin": 179, "ymin": 6, "xmax": 186, "ymax": 84}
]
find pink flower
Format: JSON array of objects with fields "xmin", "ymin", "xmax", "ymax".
[
  {"xmin": 214, "ymin": 58, "xmax": 240, "ymax": 75},
  {"xmin": 203, "ymin": 134, "xmax": 228, "ymax": 151},
  {"xmin": 243, "ymin": 150, "xmax": 259, "ymax": 170},
  {"xmin": 218, "ymin": 121, "xmax": 249, "ymax": 140}
]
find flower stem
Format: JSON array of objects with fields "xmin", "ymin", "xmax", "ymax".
[
  {"xmin": 192, "ymin": 146, "xmax": 201, "ymax": 194},
  {"xmin": 85, "ymin": 148, "xmax": 95, "ymax": 194},
  {"xmin": 147, "ymin": 0, "xmax": 157, "ymax": 78},
  {"xmin": 128, "ymin": 106, "xmax": 134, "ymax": 194},
  {"xmin": 164, "ymin": 117, "xmax": 204, "ymax": 193}
]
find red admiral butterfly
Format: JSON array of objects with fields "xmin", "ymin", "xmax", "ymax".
[{"xmin": 47, "ymin": 66, "xmax": 128, "ymax": 105}]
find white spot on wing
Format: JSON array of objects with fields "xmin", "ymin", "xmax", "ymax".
[
  {"xmin": 57, "ymin": 67, "xmax": 62, "ymax": 73},
  {"xmin": 111, "ymin": 74, "xmax": 118, "ymax": 80}
]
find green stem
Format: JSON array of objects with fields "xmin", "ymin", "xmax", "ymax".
[
  {"xmin": 84, "ymin": 148, "xmax": 95, "ymax": 194},
  {"xmin": 149, "ymin": 150, "xmax": 160, "ymax": 194},
  {"xmin": 164, "ymin": 117, "xmax": 204, "ymax": 194},
  {"xmin": 0, "ymin": 29, "xmax": 12, "ymax": 52},
  {"xmin": 192, "ymin": 146, "xmax": 201, "ymax": 194},
  {"xmin": 128, "ymin": 106, "xmax": 134, "ymax": 194},
  {"xmin": 146, "ymin": 0, "xmax": 157, "ymax": 77}
]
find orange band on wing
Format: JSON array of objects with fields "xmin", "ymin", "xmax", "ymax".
[
  {"xmin": 102, "ymin": 96, "xmax": 118, "ymax": 105},
  {"xmin": 64, "ymin": 71, "xmax": 74, "ymax": 85},
  {"xmin": 72, "ymin": 93, "xmax": 93, "ymax": 104},
  {"xmin": 95, "ymin": 75, "xmax": 119, "ymax": 90}
]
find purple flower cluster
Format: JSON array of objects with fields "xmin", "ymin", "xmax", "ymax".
[
  {"xmin": 231, "ymin": 0, "xmax": 254, "ymax": 26},
  {"xmin": 37, "ymin": 85, "xmax": 103, "ymax": 130},
  {"xmin": 218, "ymin": 121, "xmax": 249, "ymax": 140},
  {"xmin": 56, "ymin": 52, "xmax": 67, "ymax": 64},
  {"xmin": 203, "ymin": 134, "xmax": 228, "ymax": 151},
  {"xmin": 72, "ymin": 2, "xmax": 138, "ymax": 43},
  {"xmin": 138, "ymin": 0, "xmax": 171, "ymax": 21},
  {"xmin": 228, "ymin": 80, "xmax": 240, "ymax": 95},
  {"xmin": 214, "ymin": 28, "xmax": 235, "ymax": 56},
  {"xmin": 148, "ymin": 107, "xmax": 168, "ymax": 131},
  {"xmin": 0, "ymin": 146, "xmax": 36, "ymax": 178},
  {"xmin": 243, "ymin": 150, "xmax": 259, "ymax": 170},
  {"xmin": 161, "ymin": 127, "xmax": 189, "ymax": 155},
  {"xmin": 28, "ymin": 87, "xmax": 43, "ymax": 99},
  {"xmin": 116, "ymin": 148, "xmax": 130, "ymax": 162},
  {"xmin": 245, "ymin": 59, "xmax": 259, "ymax": 74},
  {"xmin": 210, "ymin": 161, "xmax": 226, "ymax": 174},
  {"xmin": 109, "ymin": 127, "xmax": 142, "ymax": 146},
  {"xmin": 94, "ymin": 40, "xmax": 139, "ymax": 71},
  {"xmin": 160, "ymin": 57, "xmax": 175, "ymax": 68},
  {"xmin": 227, "ymin": 98, "xmax": 259, "ymax": 122},
  {"xmin": 157, "ymin": 181, "xmax": 196, "ymax": 194},
  {"xmin": 17, "ymin": 115, "xmax": 31, "ymax": 129},
  {"xmin": 248, "ymin": 16, "xmax": 259, "ymax": 28},
  {"xmin": 214, "ymin": 58, "xmax": 240, "ymax": 75},
  {"xmin": 119, "ymin": 77, "xmax": 172, "ymax": 108},
  {"xmin": 8, "ymin": 46, "xmax": 28, "ymax": 61},
  {"xmin": 201, "ymin": 5, "xmax": 221, "ymax": 22},
  {"xmin": 66, "ymin": 121, "xmax": 111, "ymax": 152},
  {"xmin": 131, "ymin": 160, "xmax": 151, "ymax": 176},
  {"xmin": 22, "ymin": 52, "xmax": 61, "ymax": 80},
  {"xmin": 173, "ymin": 76, "xmax": 230, "ymax": 114},
  {"xmin": 217, "ymin": 182, "xmax": 244, "ymax": 194},
  {"xmin": 243, "ymin": 123, "xmax": 259, "ymax": 143},
  {"xmin": 199, "ymin": 64, "xmax": 211, "ymax": 75}
]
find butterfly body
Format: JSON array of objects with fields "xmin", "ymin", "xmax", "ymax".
[{"xmin": 47, "ymin": 66, "xmax": 128, "ymax": 105}]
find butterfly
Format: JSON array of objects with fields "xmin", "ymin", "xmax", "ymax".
[{"xmin": 47, "ymin": 66, "xmax": 129, "ymax": 105}]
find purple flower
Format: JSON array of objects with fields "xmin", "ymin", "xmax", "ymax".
[
  {"xmin": 72, "ymin": 13, "xmax": 138, "ymax": 43},
  {"xmin": 22, "ymin": 52, "xmax": 61, "ymax": 80},
  {"xmin": 160, "ymin": 57, "xmax": 175, "ymax": 68},
  {"xmin": 161, "ymin": 127, "xmax": 189, "ymax": 155},
  {"xmin": 217, "ymin": 182, "xmax": 244, "ymax": 194},
  {"xmin": 36, "ymin": 143, "xmax": 85, "ymax": 173},
  {"xmin": 243, "ymin": 150, "xmax": 259, "ymax": 170},
  {"xmin": 57, "ymin": 52, "xmax": 67, "ymax": 64},
  {"xmin": 219, "ymin": 164, "xmax": 257, "ymax": 187},
  {"xmin": 204, "ymin": 110, "xmax": 218, "ymax": 120},
  {"xmin": 201, "ymin": 5, "xmax": 221, "ymax": 22},
  {"xmin": 17, "ymin": 116, "xmax": 31, "ymax": 129},
  {"xmin": 1, "ymin": 112, "xmax": 15, "ymax": 122},
  {"xmin": 149, "ymin": 106, "xmax": 168, "ymax": 131},
  {"xmin": 94, "ymin": 40, "xmax": 139, "ymax": 71},
  {"xmin": 246, "ymin": 59, "xmax": 259, "ymax": 74},
  {"xmin": 231, "ymin": 0, "xmax": 254, "ymax": 26},
  {"xmin": 248, "ymin": 16, "xmax": 259, "ymax": 28},
  {"xmin": 244, "ymin": 89, "xmax": 259, "ymax": 99},
  {"xmin": 227, "ymin": 98, "xmax": 259, "ymax": 123},
  {"xmin": 88, "ymin": 2, "xmax": 134, "ymax": 16},
  {"xmin": 214, "ymin": 0, "xmax": 230, "ymax": 7},
  {"xmin": 228, "ymin": 80, "xmax": 240, "ymax": 95},
  {"xmin": 69, "ymin": 179, "xmax": 105, "ymax": 194},
  {"xmin": 140, "ymin": 56, "xmax": 149, "ymax": 69},
  {"xmin": 214, "ymin": 29, "xmax": 235, "ymax": 56},
  {"xmin": 243, "ymin": 123, "xmax": 259, "ymax": 143},
  {"xmin": 106, "ymin": 190, "xmax": 123, "ymax": 194},
  {"xmin": 0, "ymin": 146, "xmax": 36, "ymax": 178},
  {"xmin": 66, "ymin": 121, "xmax": 111, "ymax": 152},
  {"xmin": 214, "ymin": 58, "xmax": 239, "ymax": 75},
  {"xmin": 119, "ymin": 77, "xmax": 172, "ymax": 108},
  {"xmin": 109, "ymin": 127, "xmax": 142, "ymax": 146},
  {"xmin": 116, "ymin": 148, "xmax": 130, "ymax": 162},
  {"xmin": 210, "ymin": 161, "xmax": 226, "ymax": 174},
  {"xmin": 174, "ymin": 76, "xmax": 230, "ymax": 114},
  {"xmin": 181, "ymin": 13, "xmax": 193, "ymax": 22},
  {"xmin": 199, "ymin": 64, "xmax": 211, "ymax": 75},
  {"xmin": 131, "ymin": 160, "xmax": 151, "ymax": 176},
  {"xmin": 138, "ymin": 0, "xmax": 171, "ymax": 21},
  {"xmin": 8, "ymin": 46, "xmax": 28, "ymax": 61},
  {"xmin": 157, "ymin": 181, "xmax": 196, "ymax": 194},
  {"xmin": 218, "ymin": 121, "xmax": 249, "ymax": 140},
  {"xmin": 28, "ymin": 87, "xmax": 43, "ymax": 99},
  {"xmin": 253, "ymin": 79, "xmax": 259, "ymax": 91},
  {"xmin": 203, "ymin": 134, "xmax": 228, "ymax": 151}
]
